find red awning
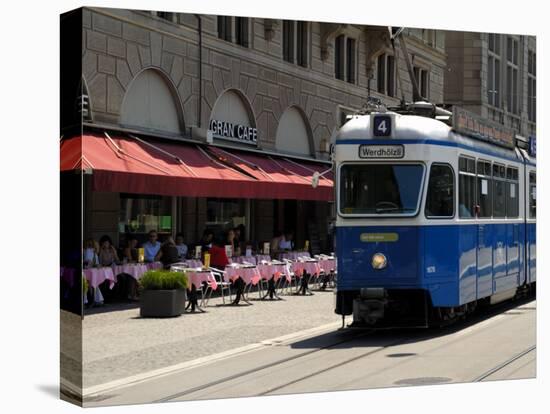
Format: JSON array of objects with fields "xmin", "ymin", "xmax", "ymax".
[
  {"xmin": 206, "ymin": 146, "xmax": 333, "ymax": 195},
  {"xmin": 60, "ymin": 132, "xmax": 333, "ymax": 201}
]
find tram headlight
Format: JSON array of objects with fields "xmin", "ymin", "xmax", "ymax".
[{"xmin": 371, "ymin": 253, "xmax": 387, "ymax": 270}]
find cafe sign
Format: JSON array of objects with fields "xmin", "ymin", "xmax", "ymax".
[
  {"xmin": 452, "ymin": 106, "xmax": 516, "ymax": 149},
  {"xmin": 209, "ymin": 119, "xmax": 258, "ymax": 145}
]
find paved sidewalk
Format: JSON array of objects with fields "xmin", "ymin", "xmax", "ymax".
[{"xmin": 82, "ymin": 289, "xmax": 339, "ymax": 388}]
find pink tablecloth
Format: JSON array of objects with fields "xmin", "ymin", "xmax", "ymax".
[
  {"xmin": 185, "ymin": 259, "xmax": 203, "ymax": 268},
  {"xmin": 113, "ymin": 264, "xmax": 149, "ymax": 281},
  {"xmin": 83, "ymin": 267, "xmax": 116, "ymax": 289},
  {"xmin": 256, "ymin": 263, "xmax": 292, "ymax": 282},
  {"xmin": 146, "ymin": 262, "xmax": 163, "ymax": 270},
  {"xmin": 318, "ymin": 258, "xmax": 337, "ymax": 273},
  {"xmin": 278, "ymin": 251, "xmax": 311, "ymax": 261},
  {"xmin": 224, "ymin": 265, "xmax": 261, "ymax": 285},
  {"xmin": 291, "ymin": 261, "xmax": 321, "ymax": 277},
  {"xmin": 231, "ymin": 255, "xmax": 275, "ymax": 265},
  {"xmin": 186, "ymin": 270, "xmax": 218, "ymax": 290}
]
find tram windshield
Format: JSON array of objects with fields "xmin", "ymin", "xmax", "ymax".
[{"xmin": 339, "ymin": 163, "xmax": 424, "ymax": 215}]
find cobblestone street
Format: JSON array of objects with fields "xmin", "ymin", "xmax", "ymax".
[{"xmin": 82, "ymin": 289, "xmax": 339, "ymax": 388}]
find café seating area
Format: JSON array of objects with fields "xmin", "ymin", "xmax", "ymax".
[{"xmin": 69, "ymin": 251, "xmax": 337, "ymax": 314}]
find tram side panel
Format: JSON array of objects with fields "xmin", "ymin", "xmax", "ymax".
[
  {"xmin": 528, "ymin": 222, "xmax": 536, "ymax": 283},
  {"xmin": 422, "ymin": 225, "xmax": 461, "ymax": 306}
]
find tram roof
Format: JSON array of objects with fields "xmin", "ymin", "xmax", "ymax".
[{"xmin": 336, "ymin": 112, "xmax": 526, "ymax": 164}]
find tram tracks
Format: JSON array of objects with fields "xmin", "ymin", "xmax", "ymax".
[
  {"xmin": 159, "ymin": 298, "xmax": 535, "ymax": 401},
  {"xmin": 154, "ymin": 328, "xmax": 379, "ymax": 403},
  {"xmin": 473, "ymin": 345, "xmax": 536, "ymax": 382},
  {"xmin": 86, "ymin": 296, "xmax": 535, "ymax": 405}
]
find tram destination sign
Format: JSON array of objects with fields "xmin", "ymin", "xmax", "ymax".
[
  {"xmin": 358, "ymin": 144, "xmax": 404, "ymax": 159},
  {"xmin": 452, "ymin": 106, "xmax": 516, "ymax": 149}
]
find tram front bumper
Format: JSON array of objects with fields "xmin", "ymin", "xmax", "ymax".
[{"xmin": 352, "ymin": 288, "xmax": 387, "ymax": 325}]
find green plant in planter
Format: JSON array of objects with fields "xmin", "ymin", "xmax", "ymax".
[{"xmin": 139, "ymin": 270, "xmax": 188, "ymax": 291}]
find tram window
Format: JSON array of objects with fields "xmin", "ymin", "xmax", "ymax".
[
  {"xmin": 476, "ymin": 161, "xmax": 492, "ymax": 218},
  {"xmin": 493, "ymin": 163, "xmax": 506, "ymax": 218},
  {"xmin": 506, "ymin": 167, "xmax": 519, "ymax": 218},
  {"xmin": 459, "ymin": 174, "xmax": 475, "ymax": 218},
  {"xmin": 339, "ymin": 164, "xmax": 424, "ymax": 215},
  {"xmin": 426, "ymin": 164, "xmax": 454, "ymax": 217},
  {"xmin": 529, "ymin": 172, "xmax": 536, "ymax": 218},
  {"xmin": 493, "ymin": 179, "xmax": 506, "ymax": 217},
  {"xmin": 459, "ymin": 157, "xmax": 475, "ymax": 173}
]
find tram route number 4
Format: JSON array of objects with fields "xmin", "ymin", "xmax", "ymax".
[{"xmin": 373, "ymin": 115, "xmax": 392, "ymax": 137}]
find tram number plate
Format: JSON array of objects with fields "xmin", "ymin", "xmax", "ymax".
[
  {"xmin": 373, "ymin": 115, "xmax": 392, "ymax": 136},
  {"xmin": 358, "ymin": 144, "xmax": 404, "ymax": 159}
]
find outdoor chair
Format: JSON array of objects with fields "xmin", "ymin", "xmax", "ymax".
[{"xmin": 205, "ymin": 267, "xmax": 232, "ymax": 305}]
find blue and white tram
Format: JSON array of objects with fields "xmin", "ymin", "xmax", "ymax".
[{"xmin": 334, "ymin": 111, "xmax": 536, "ymax": 327}]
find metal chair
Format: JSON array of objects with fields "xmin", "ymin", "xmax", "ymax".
[{"xmin": 204, "ymin": 267, "xmax": 232, "ymax": 305}]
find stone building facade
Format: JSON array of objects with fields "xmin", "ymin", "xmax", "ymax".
[
  {"xmin": 81, "ymin": 8, "xmax": 447, "ymax": 158},
  {"xmin": 444, "ymin": 31, "xmax": 536, "ymax": 138},
  {"xmin": 77, "ymin": 7, "xmax": 449, "ymax": 249}
]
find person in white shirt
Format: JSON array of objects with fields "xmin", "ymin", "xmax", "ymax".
[
  {"xmin": 142, "ymin": 230, "xmax": 161, "ymax": 262},
  {"xmin": 175, "ymin": 233, "xmax": 188, "ymax": 259},
  {"xmin": 278, "ymin": 231, "xmax": 294, "ymax": 251},
  {"xmin": 83, "ymin": 238, "xmax": 99, "ymax": 268}
]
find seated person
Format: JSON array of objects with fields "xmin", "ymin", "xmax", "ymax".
[
  {"xmin": 270, "ymin": 231, "xmax": 283, "ymax": 255},
  {"xmin": 143, "ymin": 230, "xmax": 161, "ymax": 262},
  {"xmin": 208, "ymin": 237, "xmax": 230, "ymax": 269},
  {"xmin": 83, "ymin": 238, "xmax": 99, "ymax": 268},
  {"xmin": 123, "ymin": 236, "xmax": 139, "ymax": 263},
  {"xmin": 175, "ymin": 232, "xmax": 188, "ymax": 260},
  {"xmin": 278, "ymin": 231, "xmax": 294, "ymax": 251},
  {"xmin": 155, "ymin": 237, "xmax": 180, "ymax": 269},
  {"xmin": 199, "ymin": 229, "xmax": 214, "ymax": 252},
  {"xmin": 98, "ymin": 235, "xmax": 119, "ymax": 266}
]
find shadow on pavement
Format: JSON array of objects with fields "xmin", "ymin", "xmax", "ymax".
[{"xmin": 290, "ymin": 295, "xmax": 535, "ymax": 350}]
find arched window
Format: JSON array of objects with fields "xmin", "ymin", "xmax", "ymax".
[
  {"xmin": 209, "ymin": 89, "xmax": 257, "ymax": 145},
  {"xmin": 120, "ymin": 69, "xmax": 184, "ymax": 135},
  {"xmin": 275, "ymin": 106, "xmax": 313, "ymax": 157}
]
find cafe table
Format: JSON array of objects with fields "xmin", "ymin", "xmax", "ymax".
[
  {"xmin": 185, "ymin": 259, "xmax": 203, "ymax": 268},
  {"xmin": 278, "ymin": 251, "xmax": 311, "ymax": 261},
  {"xmin": 224, "ymin": 264, "xmax": 262, "ymax": 305},
  {"xmin": 171, "ymin": 266, "xmax": 218, "ymax": 313},
  {"xmin": 83, "ymin": 267, "xmax": 116, "ymax": 289},
  {"xmin": 145, "ymin": 261, "xmax": 163, "ymax": 270},
  {"xmin": 83, "ymin": 266, "xmax": 116, "ymax": 306},
  {"xmin": 230, "ymin": 255, "xmax": 273, "ymax": 265},
  {"xmin": 112, "ymin": 263, "xmax": 149, "ymax": 281},
  {"xmin": 291, "ymin": 260, "xmax": 321, "ymax": 296},
  {"xmin": 256, "ymin": 262, "xmax": 292, "ymax": 300},
  {"xmin": 317, "ymin": 256, "xmax": 337, "ymax": 289}
]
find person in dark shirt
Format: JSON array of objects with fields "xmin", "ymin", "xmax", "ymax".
[
  {"xmin": 199, "ymin": 229, "xmax": 214, "ymax": 252},
  {"xmin": 123, "ymin": 236, "xmax": 139, "ymax": 263},
  {"xmin": 155, "ymin": 237, "xmax": 180, "ymax": 269}
]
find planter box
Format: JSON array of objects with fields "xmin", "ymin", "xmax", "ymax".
[{"xmin": 140, "ymin": 289, "xmax": 187, "ymax": 318}]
